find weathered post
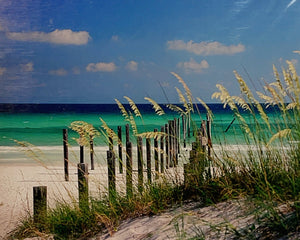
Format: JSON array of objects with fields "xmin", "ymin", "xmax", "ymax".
[
  {"xmin": 137, "ymin": 136, "xmax": 143, "ymax": 193},
  {"xmin": 109, "ymin": 134, "xmax": 113, "ymax": 152},
  {"xmin": 177, "ymin": 118, "xmax": 180, "ymax": 155},
  {"xmin": 201, "ymin": 120, "xmax": 207, "ymax": 153},
  {"xmin": 146, "ymin": 137, "xmax": 151, "ymax": 184},
  {"xmin": 154, "ymin": 129, "xmax": 159, "ymax": 179},
  {"xmin": 165, "ymin": 124, "xmax": 169, "ymax": 169},
  {"xmin": 90, "ymin": 138, "xmax": 94, "ymax": 170},
  {"xmin": 188, "ymin": 112, "xmax": 191, "ymax": 138},
  {"xmin": 78, "ymin": 163, "xmax": 89, "ymax": 209},
  {"xmin": 107, "ymin": 150, "xmax": 116, "ymax": 199},
  {"xmin": 63, "ymin": 129, "xmax": 69, "ymax": 181},
  {"xmin": 168, "ymin": 120, "xmax": 173, "ymax": 168},
  {"xmin": 80, "ymin": 145, "xmax": 84, "ymax": 164},
  {"xmin": 174, "ymin": 119, "xmax": 178, "ymax": 166},
  {"xmin": 207, "ymin": 113, "xmax": 212, "ymax": 158},
  {"xmin": 126, "ymin": 141, "xmax": 133, "ymax": 197},
  {"xmin": 160, "ymin": 126, "xmax": 164, "ymax": 173},
  {"xmin": 126, "ymin": 124, "xmax": 130, "ymax": 143},
  {"xmin": 182, "ymin": 115, "xmax": 186, "ymax": 148},
  {"xmin": 33, "ymin": 186, "xmax": 47, "ymax": 223},
  {"xmin": 118, "ymin": 126, "xmax": 123, "ymax": 174}
]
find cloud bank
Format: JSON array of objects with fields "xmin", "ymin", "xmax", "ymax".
[
  {"xmin": 126, "ymin": 61, "xmax": 138, "ymax": 71},
  {"xmin": 86, "ymin": 62, "xmax": 116, "ymax": 72},
  {"xmin": 6, "ymin": 29, "xmax": 91, "ymax": 45},
  {"xmin": 49, "ymin": 68, "xmax": 68, "ymax": 76},
  {"xmin": 167, "ymin": 40, "xmax": 245, "ymax": 56},
  {"xmin": 177, "ymin": 58, "xmax": 209, "ymax": 73}
]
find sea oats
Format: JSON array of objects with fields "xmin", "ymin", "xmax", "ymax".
[
  {"xmin": 196, "ymin": 97, "xmax": 213, "ymax": 119},
  {"xmin": 144, "ymin": 97, "xmax": 165, "ymax": 116},
  {"xmin": 70, "ymin": 121, "xmax": 100, "ymax": 146},
  {"xmin": 99, "ymin": 117, "xmax": 118, "ymax": 143},
  {"xmin": 231, "ymin": 96, "xmax": 252, "ymax": 112},
  {"xmin": 166, "ymin": 104, "xmax": 185, "ymax": 115},
  {"xmin": 129, "ymin": 112, "xmax": 138, "ymax": 136},
  {"xmin": 136, "ymin": 131, "xmax": 167, "ymax": 140},
  {"xmin": 171, "ymin": 72, "xmax": 194, "ymax": 112},
  {"xmin": 115, "ymin": 98, "xmax": 129, "ymax": 121},
  {"xmin": 257, "ymin": 91, "xmax": 276, "ymax": 108},
  {"xmin": 175, "ymin": 87, "xmax": 189, "ymax": 113},
  {"xmin": 124, "ymin": 96, "xmax": 143, "ymax": 120},
  {"xmin": 267, "ymin": 129, "xmax": 291, "ymax": 146}
]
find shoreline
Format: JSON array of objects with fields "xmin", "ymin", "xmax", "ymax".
[
  {"xmin": 0, "ymin": 141, "xmax": 294, "ymax": 238},
  {"xmin": 0, "ymin": 144, "xmax": 187, "ymax": 238}
]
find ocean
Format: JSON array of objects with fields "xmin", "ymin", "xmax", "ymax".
[
  {"xmin": 0, "ymin": 103, "xmax": 283, "ymax": 146},
  {"xmin": 0, "ymin": 103, "xmax": 282, "ymax": 164}
]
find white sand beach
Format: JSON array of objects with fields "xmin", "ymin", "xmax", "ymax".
[
  {"xmin": 0, "ymin": 145, "xmax": 187, "ymax": 239},
  {"xmin": 0, "ymin": 145, "xmax": 115, "ymax": 239},
  {"xmin": 1, "ymin": 144, "xmax": 299, "ymax": 240}
]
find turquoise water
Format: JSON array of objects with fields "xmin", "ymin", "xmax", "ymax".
[
  {"xmin": 0, "ymin": 112, "xmax": 182, "ymax": 146},
  {"xmin": 0, "ymin": 103, "xmax": 282, "ymax": 147}
]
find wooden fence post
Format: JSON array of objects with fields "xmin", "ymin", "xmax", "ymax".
[
  {"xmin": 207, "ymin": 114, "xmax": 212, "ymax": 158},
  {"xmin": 168, "ymin": 120, "xmax": 173, "ymax": 168},
  {"xmin": 154, "ymin": 129, "xmax": 159, "ymax": 179},
  {"xmin": 126, "ymin": 141, "xmax": 133, "ymax": 197},
  {"xmin": 137, "ymin": 136, "xmax": 143, "ymax": 193},
  {"xmin": 126, "ymin": 124, "xmax": 130, "ymax": 143},
  {"xmin": 80, "ymin": 145, "xmax": 84, "ymax": 164},
  {"xmin": 182, "ymin": 115, "xmax": 186, "ymax": 148},
  {"xmin": 188, "ymin": 112, "xmax": 191, "ymax": 138},
  {"xmin": 165, "ymin": 124, "xmax": 169, "ymax": 169},
  {"xmin": 146, "ymin": 137, "xmax": 151, "ymax": 184},
  {"xmin": 78, "ymin": 163, "xmax": 89, "ymax": 210},
  {"xmin": 177, "ymin": 118, "xmax": 180, "ymax": 155},
  {"xmin": 107, "ymin": 150, "xmax": 116, "ymax": 199},
  {"xmin": 201, "ymin": 120, "xmax": 207, "ymax": 153},
  {"xmin": 160, "ymin": 126, "xmax": 164, "ymax": 173},
  {"xmin": 109, "ymin": 134, "xmax": 113, "ymax": 152},
  {"xmin": 118, "ymin": 126, "xmax": 123, "ymax": 174},
  {"xmin": 63, "ymin": 129, "xmax": 69, "ymax": 181},
  {"xmin": 90, "ymin": 138, "xmax": 94, "ymax": 170},
  {"xmin": 174, "ymin": 119, "xmax": 178, "ymax": 166},
  {"xmin": 33, "ymin": 186, "xmax": 47, "ymax": 223}
]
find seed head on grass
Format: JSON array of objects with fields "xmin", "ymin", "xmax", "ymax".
[{"xmin": 144, "ymin": 97, "xmax": 165, "ymax": 116}]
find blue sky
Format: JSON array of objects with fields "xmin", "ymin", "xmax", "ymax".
[{"xmin": 1, "ymin": 0, "xmax": 300, "ymax": 103}]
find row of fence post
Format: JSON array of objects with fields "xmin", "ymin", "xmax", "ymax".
[
  {"xmin": 32, "ymin": 113, "xmax": 200, "ymax": 221},
  {"xmin": 33, "ymin": 161, "xmax": 90, "ymax": 222},
  {"xmin": 184, "ymin": 115, "xmax": 212, "ymax": 187},
  {"xmin": 62, "ymin": 116, "xmax": 187, "ymax": 182}
]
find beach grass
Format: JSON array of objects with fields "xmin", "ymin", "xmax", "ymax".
[{"xmin": 9, "ymin": 61, "xmax": 300, "ymax": 239}]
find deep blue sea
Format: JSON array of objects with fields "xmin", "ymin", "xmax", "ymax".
[{"xmin": 0, "ymin": 103, "xmax": 280, "ymax": 147}]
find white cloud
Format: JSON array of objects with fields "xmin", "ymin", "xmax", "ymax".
[
  {"xmin": 49, "ymin": 68, "xmax": 68, "ymax": 76},
  {"xmin": 177, "ymin": 58, "xmax": 209, "ymax": 73},
  {"xmin": 286, "ymin": 0, "xmax": 297, "ymax": 9},
  {"xmin": 20, "ymin": 62, "xmax": 34, "ymax": 72},
  {"xmin": 0, "ymin": 67, "xmax": 6, "ymax": 75},
  {"xmin": 111, "ymin": 35, "xmax": 119, "ymax": 41},
  {"xmin": 167, "ymin": 40, "xmax": 245, "ymax": 56},
  {"xmin": 126, "ymin": 61, "xmax": 138, "ymax": 71},
  {"xmin": 86, "ymin": 62, "xmax": 116, "ymax": 72},
  {"xmin": 6, "ymin": 29, "xmax": 91, "ymax": 45}
]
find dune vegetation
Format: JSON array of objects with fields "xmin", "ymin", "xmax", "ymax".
[{"xmin": 10, "ymin": 61, "xmax": 300, "ymax": 239}]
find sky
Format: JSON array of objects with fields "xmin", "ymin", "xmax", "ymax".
[{"xmin": 1, "ymin": 0, "xmax": 300, "ymax": 104}]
